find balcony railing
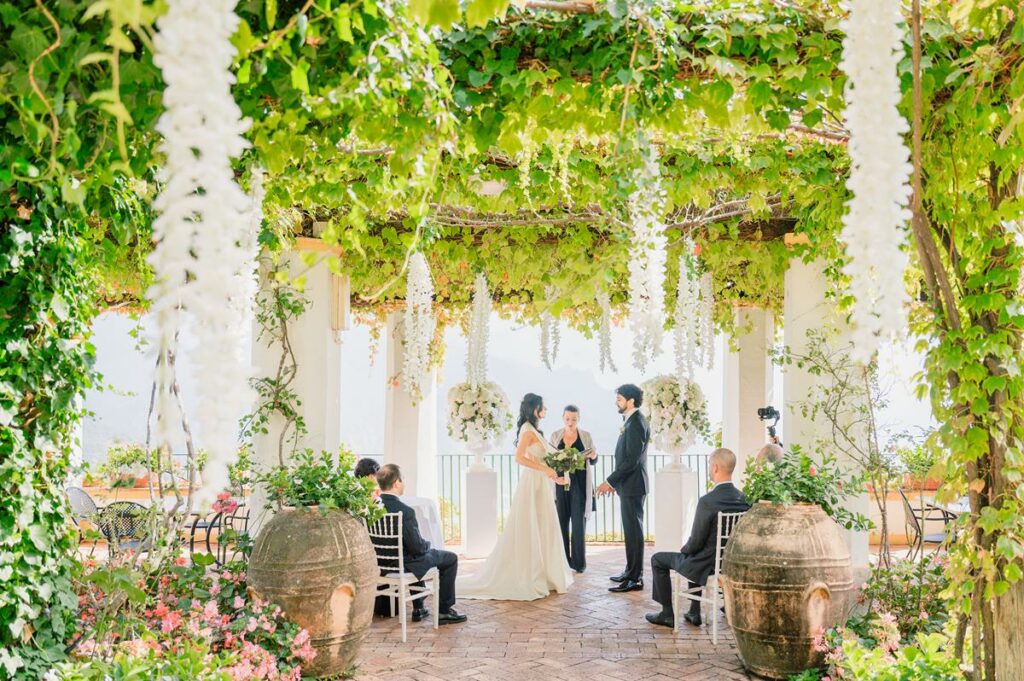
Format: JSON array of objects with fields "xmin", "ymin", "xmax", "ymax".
[{"xmin": 437, "ymin": 452, "xmax": 711, "ymax": 544}]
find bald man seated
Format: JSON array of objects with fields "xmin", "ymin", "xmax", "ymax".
[{"xmin": 646, "ymin": 448, "xmax": 750, "ymax": 628}]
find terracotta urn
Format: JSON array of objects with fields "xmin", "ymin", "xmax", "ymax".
[
  {"xmin": 720, "ymin": 501, "xmax": 854, "ymax": 679},
  {"xmin": 248, "ymin": 507, "xmax": 377, "ymax": 677}
]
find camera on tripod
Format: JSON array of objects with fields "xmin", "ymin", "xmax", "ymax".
[{"xmin": 757, "ymin": 406, "xmax": 781, "ymax": 444}]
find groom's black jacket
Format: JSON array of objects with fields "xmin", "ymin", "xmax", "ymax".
[{"xmin": 606, "ymin": 411, "xmax": 650, "ymax": 496}]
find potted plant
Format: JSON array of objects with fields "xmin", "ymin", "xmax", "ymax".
[
  {"xmin": 896, "ymin": 441, "xmax": 941, "ymax": 491},
  {"xmin": 720, "ymin": 447, "xmax": 872, "ymax": 680},
  {"xmin": 99, "ymin": 442, "xmax": 159, "ymax": 488},
  {"xmin": 247, "ymin": 447, "xmax": 384, "ymax": 678}
]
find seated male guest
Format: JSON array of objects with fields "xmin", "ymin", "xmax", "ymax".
[
  {"xmin": 376, "ymin": 464, "xmax": 467, "ymax": 625},
  {"xmin": 646, "ymin": 448, "xmax": 750, "ymax": 628}
]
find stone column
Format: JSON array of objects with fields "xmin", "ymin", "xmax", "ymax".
[
  {"xmin": 721, "ymin": 306, "xmax": 775, "ymax": 485},
  {"xmin": 462, "ymin": 455, "xmax": 499, "ymax": 558},
  {"xmin": 382, "ymin": 312, "xmax": 438, "ymax": 500},
  {"xmin": 250, "ymin": 245, "xmax": 346, "ymax": 528},
  {"xmin": 783, "ymin": 256, "xmax": 870, "ymax": 570}
]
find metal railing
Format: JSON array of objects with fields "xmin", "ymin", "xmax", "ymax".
[{"xmin": 437, "ymin": 452, "xmax": 711, "ymax": 544}]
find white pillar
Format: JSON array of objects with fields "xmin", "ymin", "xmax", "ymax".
[
  {"xmin": 462, "ymin": 459, "xmax": 498, "ymax": 558},
  {"xmin": 721, "ymin": 306, "xmax": 775, "ymax": 484},
  {"xmin": 783, "ymin": 257, "xmax": 870, "ymax": 569},
  {"xmin": 251, "ymin": 249, "xmax": 344, "ymax": 526},
  {"xmin": 654, "ymin": 460, "xmax": 698, "ymax": 553},
  {"xmin": 382, "ymin": 312, "xmax": 438, "ymax": 500}
]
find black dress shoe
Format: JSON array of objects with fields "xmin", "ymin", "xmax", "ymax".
[
  {"xmin": 411, "ymin": 608, "xmax": 430, "ymax": 622},
  {"xmin": 608, "ymin": 579, "xmax": 644, "ymax": 593},
  {"xmin": 683, "ymin": 611, "xmax": 703, "ymax": 627},
  {"xmin": 609, "ymin": 572, "xmax": 629, "ymax": 583},
  {"xmin": 645, "ymin": 612, "xmax": 675, "ymax": 628},
  {"xmin": 438, "ymin": 609, "xmax": 468, "ymax": 625}
]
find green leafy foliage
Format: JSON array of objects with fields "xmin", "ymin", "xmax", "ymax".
[
  {"xmin": 255, "ymin": 447, "xmax": 385, "ymax": 523},
  {"xmin": 743, "ymin": 447, "xmax": 872, "ymax": 531}
]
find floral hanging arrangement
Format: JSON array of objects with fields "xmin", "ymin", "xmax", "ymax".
[
  {"xmin": 148, "ymin": 0, "xmax": 254, "ymax": 506},
  {"xmin": 540, "ymin": 285, "xmax": 560, "ymax": 371},
  {"xmin": 698, "ymin": 271, "xmax": 715, "ymax": 369},
  {"xmin": 447, "ymin": 273, "xmax": 512, "ymax": 453},
  {"xmin": 838, "ymin": 0, "xmax": 913, "ymax": 362},
  {"xmin": 597, "ymin": 290, "xmax": 618, "ymax": 373},
  {"xmin": 642, "ymin": 375, "xmax": 710, "ymax": 456},
  {"xmin": 673, "ymin": 254, "xmax": 701, "ymax": 383},
  {"xmin": 401, "ymin": 252, "xmax": 435, "ymax": 404},
  {"xmin": 627, "ymin": 142, "xmax": 668, "ymax": 374}
]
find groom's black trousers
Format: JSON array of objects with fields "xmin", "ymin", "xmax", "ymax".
[{"xmin": 620, "ymin": 494, "xmax": 645, "ymax": 581}]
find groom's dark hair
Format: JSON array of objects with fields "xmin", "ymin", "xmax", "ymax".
[{"xmin": 616, "ymin": 384, "xmax": 643, "ymax": 408}]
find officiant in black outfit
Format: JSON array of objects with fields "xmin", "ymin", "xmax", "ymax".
[{"xmin": 549, "ymin": 405, "xmax": 598, "ymax": 573}]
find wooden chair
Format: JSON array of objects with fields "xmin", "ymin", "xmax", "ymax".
[
  {"xmin": 671, "ymin": 510, "xmax": 746, "ymax": 645},
  {"xmin": 899, "ymin": 488, "xmax": 954, "ymax": 561},
  {"xmin": 367, "ymin": 512, "xmax": 439, "ymax": 642}
]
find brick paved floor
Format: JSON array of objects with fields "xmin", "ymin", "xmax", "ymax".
[{"xmin": 356, "ymin": 544, "xmax": 753, "ymax": 680}]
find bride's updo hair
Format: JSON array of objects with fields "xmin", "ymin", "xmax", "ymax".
[{"xmin": 515, "ymin": 393, "xmax": 545, "ymax": 443}]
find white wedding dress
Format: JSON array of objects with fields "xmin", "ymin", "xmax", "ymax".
[{"xmin": 457, "ymin": 422, "xmax": 574, "ymax": 600}]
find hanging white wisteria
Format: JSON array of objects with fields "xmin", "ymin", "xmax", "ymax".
[
  {"xmin": 697, "ymin": 271, "xmax": 715, "ymax": 369},
  {"xmin": 540, "ymin": 285, "xmax": 561, "ymax": 371},
  {"xmin": 148, "ymin": 0, "xmax": 253, "ymax": 506},
  {"xmin": 627, "ymin": 144, "xmax": 668, "ymax": 373},
  {"xmin": 402, "ymin": 252, "xmax": 435, "ymax": 404},
  {"xmin": 838, "ymin": 0, "xmax": 913, "ymax": 362},
  {"xmin": 448, "ymin": 272, "xmax": 512, "ymax": 455},
  {"xmin": 597, "ymin": 290, "xmax": 618, "ymax": 373},
  {"xmin": 673, "ymin": 254, "xmax": 700, "ymax": 383},
  {"xmin": 465, "ymin": 272, "xmax": 492, "ymax": 390}
]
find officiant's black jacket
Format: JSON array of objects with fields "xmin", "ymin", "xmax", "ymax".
[
  {"xmin": 606, "ymin": 411, "xmax": 650, "ymax": 496},
  {"xmin": 379, "ymin": 493, "xmax": 430, "ymax": 569},
  {"xmin": 677, "ymin": 482, "xmax": 750, "ymax": 586}
]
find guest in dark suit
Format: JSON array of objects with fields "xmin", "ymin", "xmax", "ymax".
[
  {"xmin": 376, "ymin": 464, "xmax": 467, "ymax": 625},
  {"xmin": 597, "ymin": 384, "xmax": 651, "ymax": 593},
  {"xmin": 646, "ymin": 448, "xmax": 750, "ymax": 627}
]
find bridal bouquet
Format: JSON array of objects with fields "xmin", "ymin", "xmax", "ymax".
[
  {"xmin": 642, "ymin": 375, "xmax": 710, "ymax": 454},
  {"xmin": 446, "ymin": 381, "xmax": 513, "ymax": 448},
  {"xmin": 543, "ymin": 447, "xmax": 587, "ymax": 490}
]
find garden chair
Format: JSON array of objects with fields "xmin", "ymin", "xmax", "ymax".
[
  {"xmin": 96, "ymin": 501, "xmax": 152, "ymax": 557},
  {"xmin": 367, "ymin": 512, "xmax": 439, "ymax": 642},
  {"xmin": 67, "ymin": 486, "xmax": 103, "ymax": 544},
  {"xmin": 899, "ymin": 488, "xmax": 954, "ymax": 561},
  {"xmin": 671, "ymin": 510, "xmax": 746, "ymax": 645},
  {"xmin": 209, "ymin": 504, "xmax": 250, "ymax": 566}
]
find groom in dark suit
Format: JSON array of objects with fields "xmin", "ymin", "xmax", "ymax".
[
  {"xmin": 597, "ymin": 384, "xmax": 650, "ymax": 593},
  {"xmin": 645, "ymin": 448, "xmax": 750, "ymax": 627}
]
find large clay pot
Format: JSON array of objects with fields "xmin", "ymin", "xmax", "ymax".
[
  {"xmin": 248, "ymin": 507, "xmax": 377, "ymax": 678},
  {"xmin": 720, "ymin": 502, "xmax": 854, "ymax": 679}
]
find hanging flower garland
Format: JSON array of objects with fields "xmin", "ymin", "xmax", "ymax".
[
  {"xmin": 673, "ymin": 254, "xmax": 700, "ymax": 384},
  {"xmin": 465, "ymin": 272, "xmax": 491, "ymax": 390},
  {"xmin": 597, "ymin": 290, "xmax": 618, "ymax": 373},
  {"xmin": 838, "ymin": 0, "xmax": 913, "ymax": 362},
  {"xmin": 627, "ymin": 143, "xmax": 668, "ymax": 373},
  {"xmin": 149, "ymin": 0, "xmax": 253, "ymax": 506},
  {"xmin": 402, "ymin": 252, "xmax": 435, "ymax": 404},
  {"xmin": 448, "ymin": 272, "xmax": 512, "ymax": 451},
  {"xmin": 540, "ymin": 285, "xmax": 560, "ymax": 371}
]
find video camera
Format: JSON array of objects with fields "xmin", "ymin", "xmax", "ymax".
[{"xmin": 757, "ymin": 406, "xmax": 781, "ymax": 444}]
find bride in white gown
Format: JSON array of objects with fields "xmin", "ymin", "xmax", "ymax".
[{"xmin": 457, "ymin": 393, "xmax": 574, "ymax": 600}]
